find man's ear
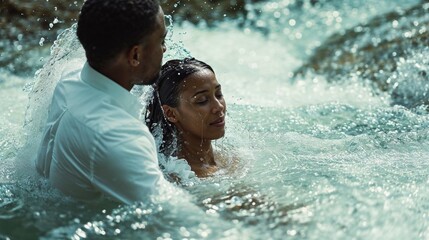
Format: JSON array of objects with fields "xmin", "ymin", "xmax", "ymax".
[
  {"xmin": 128, "ymin": 45, "xmax": 141, "ymax": 67},
  {"xmin": 161, "ymin": 105, "xmax": 178, "ymax": 123}
]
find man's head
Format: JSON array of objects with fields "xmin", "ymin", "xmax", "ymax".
[{"xmin": 77, "ymin": 0, "xmax": 166, "ymax": 87}]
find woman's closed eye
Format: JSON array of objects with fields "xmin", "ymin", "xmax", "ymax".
[
  {"xmin": 215, "ymin": 91, "xmax": 223, "ymax": 99},
  {"xmin": 195, "ymin": 97, "xmax": 208, "ymax": 105}
]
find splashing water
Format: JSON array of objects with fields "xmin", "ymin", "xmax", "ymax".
[{"xmin": 1, "ymin": 0, "xmax": 429, "ymax": 239}]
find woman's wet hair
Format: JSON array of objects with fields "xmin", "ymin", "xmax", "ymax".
[
  {"xmin": 145, "ymin": 57, "xmax": 214, "ymax": 156},
  {"xmin": 77, "ymin": 0, "xmax": 160, "ymax": 68}
]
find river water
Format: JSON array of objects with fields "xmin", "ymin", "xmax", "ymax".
[{"xmin": 1, "ymin": 0, "xmax": 429, "ymax": 239}]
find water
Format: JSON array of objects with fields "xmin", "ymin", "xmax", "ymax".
[{"xmin": 1, "ymin": 0, "xmax": 429, "ymax": 239}]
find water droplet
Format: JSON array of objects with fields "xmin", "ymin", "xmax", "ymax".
[
  {"xmin": 287, "ymin": 229, "xmax": 297, "ymax": 236},
  {"xmin": 39, "ymin": 37, "xmax": 45, "ymax": 46}
]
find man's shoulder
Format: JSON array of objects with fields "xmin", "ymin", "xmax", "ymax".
[
  {"xmin": 66, "ymin": 100, "xmax": 149, "ymax": 138},
  {"xmin": 63, "ymin": 59, "xmax": 85, "ymax": 78},
  {"xmin": 58, "ymin": 104, "xmax": 153, "ymax": 158},
  {"xmin": 57, "ymin": 59, "xmax": 85, "ymax": 84},
  {"xmin": 53, "ymin": 62, "xmax": 87, "ymax": 99}
]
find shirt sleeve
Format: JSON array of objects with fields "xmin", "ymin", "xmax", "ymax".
[{"xmin": 91, "ymin": 124, "xmax": 170, "ymax": 204}]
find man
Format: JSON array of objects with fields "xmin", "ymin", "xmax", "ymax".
[{"xmin": 35, "ymin": 0, "xmax": 170, "ymax": 204}]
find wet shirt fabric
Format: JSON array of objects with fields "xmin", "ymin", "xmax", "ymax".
[{"xmin": 35, "ymin": 62, "xmax": 168, "ymax": 204}]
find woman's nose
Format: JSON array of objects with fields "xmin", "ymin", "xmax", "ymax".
[{"xmin": 212, "ymin": 98, "xmax": 225, "ymax": 114}]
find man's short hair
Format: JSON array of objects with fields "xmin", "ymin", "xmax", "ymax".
[{"xmin": 77, "ymin": 0, "xmax": 160, "ymax": 67}]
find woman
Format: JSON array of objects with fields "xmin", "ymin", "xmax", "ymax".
[{"xmin": 145, "ymin": 57, "xmax": 229, "ymax": 179}]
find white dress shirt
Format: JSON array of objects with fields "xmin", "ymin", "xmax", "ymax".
[{"xmin": 35, "ymin": 62, "xmax": 168, "ymax": 204}]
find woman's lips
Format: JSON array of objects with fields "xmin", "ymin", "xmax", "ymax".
[{"xmin": 210, "ymin": 117, "xmax": 225, "ymax": 127}]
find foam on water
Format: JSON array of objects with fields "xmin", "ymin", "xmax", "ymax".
[
  {"xmin": 1, "ymin": 0, "xmax": 429, "ymax": 239},
  {"xmin": 389, "ymin": 47, "xmax": 429, "ymax": 108},
  {"xmin": 170, "ymin": 22, "xmax": 391, "ymax": 109}
]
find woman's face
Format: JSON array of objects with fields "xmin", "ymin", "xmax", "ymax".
[{"xmin": 172, "ymin": 69, "xmax": 226, "ymax": 142}]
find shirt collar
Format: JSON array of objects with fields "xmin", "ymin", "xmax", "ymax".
[{"xmin": 80, "ymin": 62, "xmax": 142, "ymax": 118}]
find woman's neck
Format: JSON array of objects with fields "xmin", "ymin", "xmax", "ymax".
[{"xmin": 177, "ymin": 137, "xmax": 217, "ymax": 177}]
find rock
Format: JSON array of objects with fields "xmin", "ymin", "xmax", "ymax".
[
  {"xmin": 161, "ymin": 0, "xmax": 251, "ymax": 25},
  {"xmin": 294, "ymin": 1, "xmax": 429, "ymax": 108},
  {"xmin": 0, "ymin": 0, "xmax": 264, "ymax": 76},
  {"xmin": 0, "ymin": 0, "xmax": 81, "ymax": 76}
]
